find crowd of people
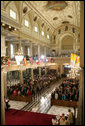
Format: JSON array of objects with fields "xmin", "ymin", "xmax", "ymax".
[
  {"xmin": 52, "ymin": 109, "xmax": 74, "ymax": 125},
  {"xmin": 7, "ymin": 70, "xmax": 60, "ymax": 99},
  {"xmin": 51, "ymin": 78, "xmax": 79, "ymax": 101}
]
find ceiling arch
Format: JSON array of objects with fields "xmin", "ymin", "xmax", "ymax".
[
  {"xmin": 52, "ymin": 23, "xmax": 79, "ymax": 45},
  {"xmin": 59, "ymin": 32, "xmax": 76, "ymax": 42},
  {"xmin": 57, "ymin": 32, "xmax": 76, "ymax": 49},
  {"xmin": 61, "ymin": 35, "xmax": 74, "ymax": 50}
]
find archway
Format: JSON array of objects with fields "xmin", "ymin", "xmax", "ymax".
[
  {"xmin": 61, "ymin": 35, "xmax": 74, "ymax": 50},
  {"xmin": 58, "ymin": 33, "xmax": 77, "ymax": 54}
]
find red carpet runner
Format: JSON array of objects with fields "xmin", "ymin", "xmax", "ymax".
[{"xmin": 5, "ymin": 109, "xmax": 54, "ymax": 125}]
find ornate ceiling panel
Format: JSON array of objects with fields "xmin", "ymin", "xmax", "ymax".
[
  {"xmin": 1, "ymin": 1, "xmax": 80, "ymax": 41},
  {"xmin": 22, "ymin": 2, "xmax": 31, "ymax": 16},
  {"xmin": 29, "ymin": 1, "xmax": 80, "ymax": 29}
]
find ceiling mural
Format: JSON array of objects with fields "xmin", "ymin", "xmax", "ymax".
[{"xmin": 45, "ymin": 1, "xmax": 68, "ymax": 11}]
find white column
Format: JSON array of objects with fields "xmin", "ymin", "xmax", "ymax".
[
  {"xmin": 59, "ymin": 64, "xmax": 63, "ymax": 76},
  {"xmin": 31, "ymin": 68, "xmax": 34, "ymax": 81},
  {"xmin": 45, "ymin": 67, "xmax": 47, "ymax": 75},
  {"xmin": 39, "ymin": 67, "xmax": 41, "ymax": 76},
  {"xmin": 1, "ymin": 69, "xmax": 5, "ymax": 125},
  {"xmin": 38, "ymin": 45, "xmax": 40, "ymax": 58},
  {"xmin": 73, "ymin": 38, "xmax": 76, "ymax": 51},
  {"xmin": 76, "ymin": 68, "xmax": 84, "ymax": 125},
  {"xmin": 44, "ymin": 47, "xmax": 46, "ymax": 57},
  {"xmin": 76, "ymin": 2, "xmax": 84, "ymax": 125},
  {"xmin": 4, "ymin": 72, "xmax": 7, "ymax": 98},
  {"xmin": 80, "ymin": 1, "xmax": 84, "ymax": 68},
  {"xmin": 7, "ymin": 42, "xmax": 10, "ymax": 56},
  {"xmin": 20, "ymin": 70, "xmax": 23, "ymax": 84},
  {"xmin": 1, "ymin": 35, "xmax": 6, "ymax": 57},
  {"xmin": 60, "ymin": 64, "xmax": 64, "ymax": 75},
  {"xmin": 30, "ymin": 43, "xmax": 33, "ymax": 57}
]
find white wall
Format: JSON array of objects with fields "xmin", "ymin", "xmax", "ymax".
[{"xmin": 1, "ymin": 35, "xmax": 6, "ymax": 56}]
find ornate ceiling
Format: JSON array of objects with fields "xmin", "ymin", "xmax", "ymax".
[
  {"xmin": 1, "ymin": 1, "xmax": 80, "ymax": 31},
  {"xmin": 1, "ymin": 1, "xmax": 80, "ymax": 47},
  {"xmin": 29, "ymin": 1, "xmax": 80, "ymax": 29}
]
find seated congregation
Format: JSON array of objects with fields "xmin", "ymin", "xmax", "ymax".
[
  {"xmin": 51, "ymin": 78, "xmax": 79, "ymax": 101},
  {"xmin": 7, "ymin": 70, "xmax": 60, "ymax": 101}
]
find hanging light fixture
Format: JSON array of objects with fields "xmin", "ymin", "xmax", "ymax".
[{"xmin": 15, "ymin": 30, "xmax": 24, "ymax": 65}]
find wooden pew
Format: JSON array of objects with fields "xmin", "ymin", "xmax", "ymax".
[
  {"xmin": 9, "ymin": 95, "xmax": 32, "ymax": 103},
  {"xmin": 51, "ymin": 99, "xmax": 78, "ymax": 108}
]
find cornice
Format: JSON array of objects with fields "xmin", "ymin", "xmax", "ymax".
[
  {"xmin": 3, "ymin": 28, "xmax": 51, "ymax": 48},
  {"xmin": 1, "ymin": 15, "xmax": 21, "ymax": 29},
  {"xmin": 20, "ymin": 31, "xmax": 51, "ymax": 48}
]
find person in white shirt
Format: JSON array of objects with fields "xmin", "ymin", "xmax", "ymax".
[
  {"xmin": 67, "ymin": 109, "xmax": 74, "ymax": 124},
  {"xmin": 60, "ymin": 116, "xmax": 65, "ymax": 125},
  {"xmin": 55, "ymin": 92, "xmax": 58, "ymax": 100},
  {"xmin": 52, "ymin": 116, "xmax": 58, "ymax": 125}
]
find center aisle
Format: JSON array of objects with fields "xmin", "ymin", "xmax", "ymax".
[{"xmin": 9, "ymin": 79, "xmax": 64, "ymax": 113}]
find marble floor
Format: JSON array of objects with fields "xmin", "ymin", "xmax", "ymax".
[
  {"xmin": 9, "ymin": 79, "xmax": 63, "ymax": 112},
  {"xmin": 9, "ymin": 78, "xmax": 77, "ymax": 117},
  {"xmin": 47, "ymin": 105, "xmax": 77, "ymax": 116},
  {"xmin": 9, "ymin": 100, "xmax": 28, "ymax": 110}
]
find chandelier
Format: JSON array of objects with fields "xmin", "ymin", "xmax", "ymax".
[{"xmin": 15, "ymin": 31, "xmax": 24, "ymax": 65}]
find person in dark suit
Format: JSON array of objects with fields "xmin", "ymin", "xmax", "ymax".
[{"xmin": 5, "ymin": 98, "xmax": 10, "ymax": 110}]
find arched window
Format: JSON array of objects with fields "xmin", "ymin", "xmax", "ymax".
[
  {"xmin": 65, "ymin": 26, "xmax": 68, "ymax": 31},
  {"xmin": 58, "ymin": 29, "xmax": 61, "ymax": 34},
  {"xmin": 34, "ymin": 26, "xmax": 38, "ymax": 32},
  {"xmin": 10, "ymin": 9, "xmax": 16, "ymax": 20},
  {"xmin": 54, "ymin": 35, "xmax": 56, "ymax": 40},
  {"xmin": 41, "ymin": 31, "xmax": 44, "ymax": 36},
  {"xmin": 47, "ymin": 34, "xmax": 49, "ymax": 39},
  {"xmin": 24, "ymin": 19, "xmax": 29, "ymax": 27},
  {"xmin": 72, "ymin": 28, "xmax": 75, "ymax": 33},
  {"xmin": 28, "ymin": 47, "xmax": 30, "ymax": 56},
  {"xmin": 10, "ymin": 44, "xmax": 14, "ymax": 58},
  {"xmin": 21, "ymin": 46, "xmax": 23, "ymax": 52}
]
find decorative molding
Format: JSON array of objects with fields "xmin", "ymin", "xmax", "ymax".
[{"xmin": 1, "ymin": 15, "xmax": 21, "ymax": 28}]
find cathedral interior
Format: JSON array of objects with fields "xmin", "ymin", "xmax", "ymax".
[{"xmin": 1, "ymin": 1, "xmax": 84, "ymax": 125}]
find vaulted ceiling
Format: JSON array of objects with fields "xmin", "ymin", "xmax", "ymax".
[
  {"xmin": 28, "ymin": 1, "xmax": 80, "ymax": 29},
  {"xmin": 1, "ymin": 1, "xmax": 80, "ymax": 46},
  {"xmin": 1, "ymin": 1, "xmax": 80, "ymax": 31}
]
